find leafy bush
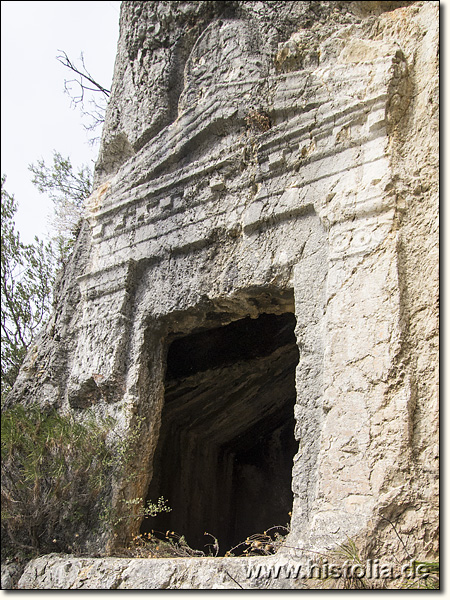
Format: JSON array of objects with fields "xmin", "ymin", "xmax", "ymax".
[
  {"xmin": 1, "ymin": 404, "xmax": 113, "ymax": 560},
  {"xmin": 1, "ymin": 178, "xmax": 55, "ymax": 398}
]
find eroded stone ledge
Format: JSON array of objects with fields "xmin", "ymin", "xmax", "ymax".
[{"xmin": 18, "ymin": 554, "xmax": 309, "ymax": 590}]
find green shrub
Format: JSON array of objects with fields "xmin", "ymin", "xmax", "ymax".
[{"xmin": 1, "ymin": 404, "xmax": 114, "ymax": 560}]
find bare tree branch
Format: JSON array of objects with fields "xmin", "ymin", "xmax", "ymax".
[
  {"xmin": 56, "ymin": 50, "xmax": 110, "ymax": 100},
  {"xmin": 56, "ymin": 50, "xmax": 111, "ymax": 144}
]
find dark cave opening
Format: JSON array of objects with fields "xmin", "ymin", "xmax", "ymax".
[{"xmin": 141, "ymin": 312, "xmax": 299, "ymax": 554}]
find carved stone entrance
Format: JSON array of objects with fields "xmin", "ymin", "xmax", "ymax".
[{"xmin": 141, "ymin": 311, "xmax": 298, "ymax": 552}]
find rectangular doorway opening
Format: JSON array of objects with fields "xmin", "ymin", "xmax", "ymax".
[{"xmin": 140, "ymin": 311, "xmax": 299, "ymax": 555}]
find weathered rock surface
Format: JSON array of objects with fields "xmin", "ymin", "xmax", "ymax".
[
  {"xmin": 1, "ymin": 560, "xmax": 23, "ymax": 590},
  {"xmin": 8, "ymin": 0, "xmax": 438, "ymax": 589},
  {"xmin": 17, "ymin": 554, "xmax": 310, "ymax": 589}
]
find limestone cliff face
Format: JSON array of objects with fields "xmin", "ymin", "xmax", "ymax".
[{"xmin": 8, "ymin": 0, "xmax": 438, "ymax": 589}]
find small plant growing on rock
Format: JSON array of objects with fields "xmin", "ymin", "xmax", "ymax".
[
  {"xmin": 401, "ymin": 561, "xmax": 439, "ymax": 589},
  {"xmin": 115, "ymin": 528, "xmax": 214, "ymax": 559},
  {"xmin": 225, "ymin": 525, "xmax": 289, "ymax": 557},
  {"xmin": 245, "ymin": 109, "xmax": 272, "ymax": 133},
  {"xmin": 114, "ymin": 496, "xmax": 172, "ymax": 527},
  {"xmin": 322, "ymin": 537, "xmax": 372, "ymax": 589}
]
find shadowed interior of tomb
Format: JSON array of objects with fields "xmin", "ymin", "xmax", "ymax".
[{"xmin": 141, "ymin": 312, "xmax": 299, "ymax": 554}]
